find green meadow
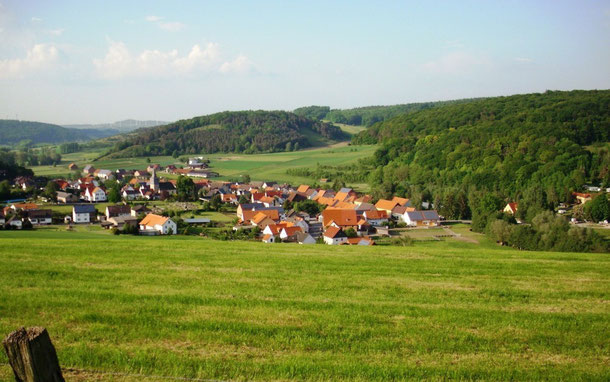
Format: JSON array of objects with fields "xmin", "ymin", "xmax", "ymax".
[
  {"xmin": 0, "ymin": 230, "xmax": 608, "ymax": 381},
  {"xmin": 28, "ymin": 144, "xmax": 376, "ymax": 189}
]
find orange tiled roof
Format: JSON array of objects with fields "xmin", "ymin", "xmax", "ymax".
[
  {"xmin": 391, "ymin": 196, "xmax": 410, "ymax": 206},
  {"xmin": 322, "ymin": 209, "xmax": 358, "ymax": 227},
  {"xmin": 139, "ymin": 213, "xmax": 169, "ymax": 227},
  {"xmin": 375, "ymin": 199, "xmax": 399, "ymax": 211}
]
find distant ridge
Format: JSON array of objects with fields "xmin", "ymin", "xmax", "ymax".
[
  {"xmin": 63, "ymin": 119, "xmax": 169, "ymax": 133},
  {"xmin": 0, "ymin": 119, "xmax": 121, "ymax": 145}
]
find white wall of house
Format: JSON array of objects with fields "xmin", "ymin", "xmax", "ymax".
[
  {"xmin": 324, "ymin": 236, "xmax": 347, "ymax": 245},
  {"xmin": 73, "ymin": 212, "xmax": 90, "ymax": 223}
]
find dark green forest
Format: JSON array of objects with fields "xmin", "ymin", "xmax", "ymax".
[
  {"xmin": 107, "ymin": 111, "xmax": 348, "ymax": 157},
  {"xmin": 294, "ymin": 99, "xmax": 480, "ymax": 127},
  {"xmin": 0, "ymin": 120, "xmax": 120, "ymax": 146},
  {"xmin": 314, "ymin": 90, "xmax": 610, "ymax": 251},
  {"xmin": 353, "ymin": 90, "xmax": 609, "ymax": 201}
]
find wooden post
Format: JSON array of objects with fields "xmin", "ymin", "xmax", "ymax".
[{"xmin": 2, "ymin": 327, "xmax": 65, "ymax": 382}]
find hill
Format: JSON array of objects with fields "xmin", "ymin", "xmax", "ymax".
[
  {"xmin": 63, "ymin": 119, "xmax": 168, "ymax": 133},
  {"xmin": 349, "ymin": 90, "xmax": 610, "ymax": 220},
  {"xmin": 106, "ymin": 111, "xmax": 348, "ymax": 158},
  {"xmin": 0, "ymin": 230, "xmax": 608, "ymax": 381},
  {"xmin": 294, "ymin": 98, "xmax": 481, "ymax": 127},
  {"xmin": 0, "ymin": 120, "xmax": 121, "ymax": 145}
]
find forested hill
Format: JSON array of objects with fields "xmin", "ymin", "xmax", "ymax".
[
  {"xmin": 107, "ymin": 111, "xmax": 348, "ymax": 157},
  {"xmin": 351, "ymin": 90, "xmax": 609, "ymax": 219},
  {"xmin": 294, "ymin": 98, "xmax": 481, "ymax": 127},
  {"xmin": 0, "ymin": 120, "xmax": 120, "ymax": 145}
]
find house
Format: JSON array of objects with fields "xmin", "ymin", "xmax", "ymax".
[
  {"xmin": 263, "ymin": 223, "xmax": 290, "ymax": 237},
  {"xmin": 363, "ymin": 210, "xmax": 389, "ymax": 226},
  {"xmin": 57, "ymin": 191, "xmax": 78, "ymax": 204},
  {"xmin": 374, "ymin": 199, "xmax": 400, "ymax": 214},
  {"xmin": 249, "ymin": 212, "xmax": 276, "ymax": 229},
  {"xmin": 84, "ymin": 186, "xmax": 106, "ymax": 202},
  {"xmin": 68, "ymin": 163, "xmax": 78, "ymax": 171},
  {"xmin": 237, "ymin": 203, "xmax": 284, "ymax": 221},
  {"xmin": 26, "ymin": 209, "xmax": 53, "ymax": 225},
  {"xmin": 295, "ymin": 232, "xmax": 316, "ymax": 244},
  {"xmin": 279, "ymin": 226, "xmax": 303, "ymax": 241},
  {"xmin": 105, "ymin": 205, "xmax": 131, "ymax": 220},
  {"xmin": 122, "ymin": 188, "xmax": 139, "ymax": 201},
  {"xmin": 392, "ymin": 205, "xmax": 416, "ymax": 220},
  {"xmin": 391, "ymin": 196, "xmax": 411, "ymax": 207},
  {"xmin": 131, "ymin": 204, "xmax": 150, "ymax": 217},
  {"xmin": 96, "ymin": 169, "xmax": 114, "ymax": 180},
  {"xmin": 73, "ymin": 204, "xmax": 97, "ymax": 223},
  {"xmin": 573, "ymin": 192, "xmax": 592, "ymax": 204},
  {"xmin": 139, "ymin": 213, "xmax": 177, "ymax": 235},
  {"xmin": 102, "ymin": 216, "xmax": 139, "ymax": 230},
  {"xmin": 82, "ymin": 165, "xmax": 95, "ymax": 175},
  {"xmin": 346, "ymin": 237, "xmax": 375, "ymax": 246},
  {"xmin": 262, "ymin": 234, "xmax": 276, "ymax": 243},
  {"xmin": 503, "ymin": 202, "xmax": 518, "ymax": 215},
  {"xmin": 0, "ymin": 211, "xmax": 4, "ymax": 225},
  {"xmin": 321, "ymin": 209, "xmax": 359, "ymax": 229},
  {"xmin": 323, "ymin": 226, "xmax": 348, "ymax": 245},
  {"xmin": 403, "ymin": 210, "xmax": 441, "ymax": 227}
]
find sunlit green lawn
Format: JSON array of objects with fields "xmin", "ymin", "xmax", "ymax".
[{"xmin": 0, "ymin": 230, "xmax": 608, "ymax": 381}]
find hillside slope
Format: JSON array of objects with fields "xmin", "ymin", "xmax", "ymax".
[
  {"xmin": 108, "ymin": 111, "xmax": 348, "ymax": 157},
  {"xmin": 349, "ymin": 90, "xmax": 609, "ymax": 214},
  {"xmin": 0, "ymin": 120, "xmax": 120, "ymax": 145},
  {"xmin": 294, "ymin": 98, "xmax": 481, "ymax": 127}
]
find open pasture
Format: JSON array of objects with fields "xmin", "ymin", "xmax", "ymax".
[{"xmin": 0, "ymin": 231, "xmax": 608, "ymax": 381}]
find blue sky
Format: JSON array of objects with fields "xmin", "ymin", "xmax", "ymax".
[{"xmin": 0, "ymin": 0, "xmax": 609, "ymax": 124}]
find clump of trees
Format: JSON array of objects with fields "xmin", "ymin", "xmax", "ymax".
[{"xmin": 108, "ymin": 111, "xmax": 347, "ymax": 158}]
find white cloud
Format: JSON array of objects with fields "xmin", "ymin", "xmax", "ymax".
[
  {"xmin": 173, "ymin": 43, "xmax": 220, "ymax": 71},
  {"xmin": 514, "ymin": 57, "xmax": 533, "ymax": 63},
  {"xmin": 220, "ymin": 55, "xmax": 255, "ymax": 74},
  {"xmin": 145, "ymin": 15, "xmax": 185, "ymax": 32},
  {"xmin": 93, "ymin": 41, "xmax": 236, "ymax": 79},
  {"xmin": 158, "ymin": 21, "xmax": 185, "ymax": 31},
  {"xmin": 423, "ymin": 51, "xmax": 491, "ymax": 75},
  {"xmin": 0, "ymin": 43, "xmax": 59, "ymax": 79},
  {"xmin": 31, "ymin": 17, "xmax": 42, "ymax": 22}
]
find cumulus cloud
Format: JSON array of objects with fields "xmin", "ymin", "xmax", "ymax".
[
  {"xmin": 423, "ymin": 51, "xmax": 491, "ymax": 75},
  {"xmin": 0, "ymin": 43, "xmax": 59, "ymax": 79},
  {"xmin": 31, "ymin": 17, "xmax": 42, "ymax": 22},
  {"xmin": 220, "ymin": 55, "xmax": 255, "ymax": 74},
  {"xmin": 145, "ymin": 15, "xmax": 163, "ymax": 22},
  {"xmin": 93, "ymin": 41, "xmax": 242, "ymax": 79}
]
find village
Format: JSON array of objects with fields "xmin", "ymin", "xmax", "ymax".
[{"xmin": 2, "ymin": 157, "xmax": 608, "ymax": 246}]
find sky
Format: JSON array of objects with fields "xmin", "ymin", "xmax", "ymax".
[{"xmin": 0, "ymin": 0, "xmax": 609, "ymax": 125}]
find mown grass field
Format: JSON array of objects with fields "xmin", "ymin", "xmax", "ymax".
[
  {"xmin": 0, "ymin": 230, "xmax": 608, "ymax": 381},
  {"xmin": 29, "ymin": 144, "xmax": 376, "ymax": 189}
]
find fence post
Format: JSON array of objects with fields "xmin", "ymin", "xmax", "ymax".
[{"xmin": 2, "ymin": 327, "xmax": 65, "ymax": 382}]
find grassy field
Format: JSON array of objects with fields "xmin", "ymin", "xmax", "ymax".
[
  {"xmin": 29, "ymin": 144, "xmax": 376, "ymax": 189},
  {"xmin": 0, "ymin": 231, "xmax": 608, "ymax": 381}
]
